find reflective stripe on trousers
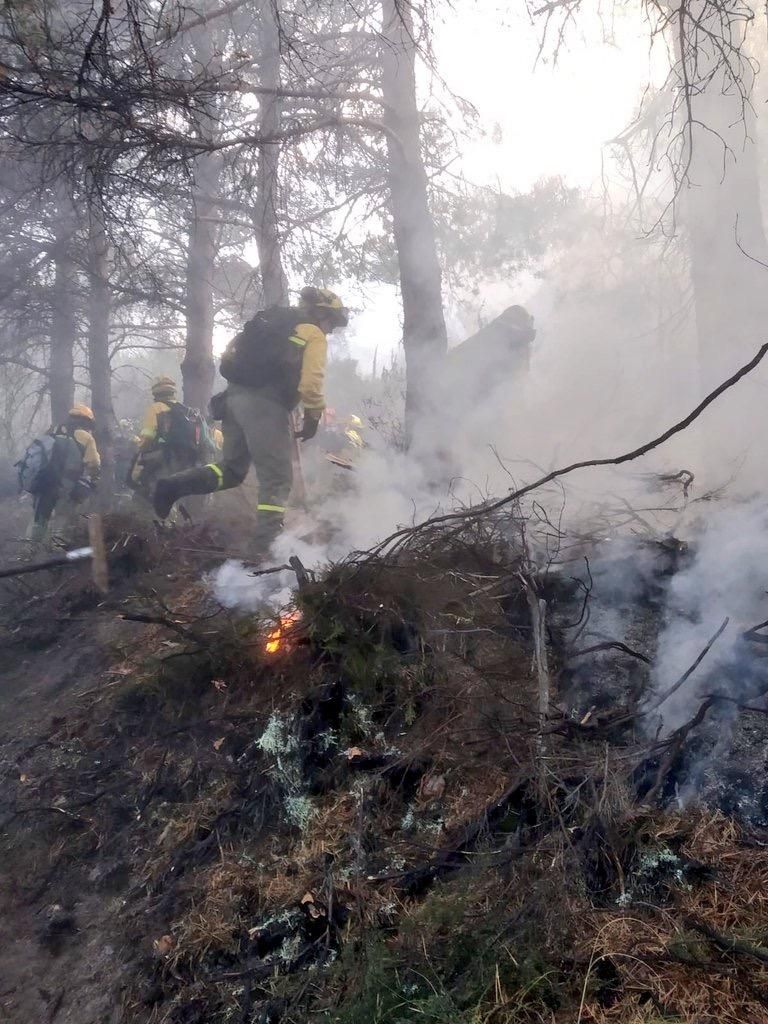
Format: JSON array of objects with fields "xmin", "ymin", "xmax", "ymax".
[{"xmin": 206, "ymin": 463, "xmax": 225, "ymax": 489}]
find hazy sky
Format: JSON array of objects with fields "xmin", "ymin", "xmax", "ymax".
[
  {"xmin": 435, "ymin": 0, "xmax": 667, "ymax": 190},
  {"xmin": 235, "ymin": 1, "xmax": 670, "ymax": 375}
]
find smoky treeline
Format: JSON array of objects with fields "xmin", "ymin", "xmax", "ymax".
[{"xmin": 1, "ymin": 0, "xmax": 768, "ymax": 505}]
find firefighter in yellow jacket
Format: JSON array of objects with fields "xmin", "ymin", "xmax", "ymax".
[
  {"xmin": 139, "ymin": 377, "xmax": 178, "ymax": 450},
  {"xmin": 130, "ymin": 376, "xmax": 195, "ymax": 510},
  {"xmin": 154, "ymin": 287, "xmax": 349, "ymax": 552},
  {"xmin": 30, "ymin": 405, "xmax": 101, "ymax": 542}
]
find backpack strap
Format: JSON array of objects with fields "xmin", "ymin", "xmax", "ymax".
[
  {"xmin": 154, "ymin": 402, "xmax": 174, "ymax": 443},
  {"xmin": 53, "ymin": 424, "xmax": 86, "ymax": 458}
]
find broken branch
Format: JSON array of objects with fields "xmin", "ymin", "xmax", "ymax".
[
  {"xmin": 369, "ymin": 343, "xmax": 768, "ymax": 556},
  {"xmin": 0, "ymin": 546, "xmax": 93, "ymax": 579},
  {"xmin": 569, "ymin": 640, "xmax": 652, "ymax": 664}
]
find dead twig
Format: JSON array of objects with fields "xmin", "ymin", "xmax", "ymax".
[
  {"xmin": 368, "ymin": 775, "xmax": 532, "ymax": 895},
  {"xmin": 644, "ymin": 696, "xmax": 716, "ymax": 804},
  {"xmin": 521, "ymin": 574, "xmax": 550, "ymax": 745},
  {"xmin": 646, "ymin": 618, "xmax": 729, "ymax": 714},
  {"xmin": 289, "ymin": 555, "xmax": 311, "ymax": 591},
  {"xmin": 685, "ymin": 915, "xmax": 768, "ymax": 965},
  {"xmin": 120, "ymin": 611, "xmax": 202, "ymax": 642},
  {"xmin": 743, "ymin": 618, "xmax": 768, "ymax": 644},
  {"xmin": 569, "ymin": 640, "xmax": 652, "ymax": 664}
]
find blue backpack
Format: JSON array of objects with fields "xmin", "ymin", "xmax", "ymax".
[
  {"xmin": 15, "ymin": 433, "xmax": 83, "ymax": 494},
  {"xmin": 16, "ymin": 436, "xmax": 57, "ymax": 494}
]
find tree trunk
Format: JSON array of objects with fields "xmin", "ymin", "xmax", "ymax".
[
  {"xmin": 684, "ymin": 92, "xmax": 768, "ymax": 387},
  {"xmin": 182, "ymin": 14, "xmax": 226, "ymax": 413},
  {"xmin": 674, "ymin": 3, "xmax": 768, "ymax": 468},
  {"xmin": 182, "ymin": 171, "xmax": 218, "ymax": 412},
  {"xmin": 380, "ymin": 0, "xmax": 447, "ymax": 438},
  {"xmin": 87, "ymin": 203, "xmax": 116, "ymax": 506},
  {"xmin": 50, "ymin": 226, "xmax": 77, "ymax": 427},
  {"xmin": 253, "ymin": 0, "xmax": 290, "ymax": 308}
]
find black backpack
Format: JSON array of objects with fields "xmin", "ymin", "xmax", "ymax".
[
  {"xmin": 157, "ymin": 402, "xmax": 209, "ymax": 462},
  {"xmin": 220, "ymin": 307, "xmax": 306, "ymax": 403}
]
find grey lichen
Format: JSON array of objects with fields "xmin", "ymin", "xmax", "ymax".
[
  {"xmin": 257, "ymin": 713, "xmax": 315, "ymax": 832},
  {"xmin": 285, "ymin": 794, "xmax": 317, "ymax": 832},
  {"xmin": 347, "ymin": 693, "xmax": 375, "ymax": 737}
]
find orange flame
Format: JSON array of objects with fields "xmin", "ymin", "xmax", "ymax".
[{"xmin": 265, "ymin": 609, "xmax": 301, "ymax": 654}]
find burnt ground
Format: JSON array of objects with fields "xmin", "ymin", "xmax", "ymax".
[
  {"xmin": 0, "ymin": 502, "xmax": 246, "ymax": 1023},
  {"xmin": 1, "ymin": 504, "xmax": 768, "ymax": 1023},
  {"xmin": 0, "ymin": 514, "xmax": 159, "ymax": 1022}
]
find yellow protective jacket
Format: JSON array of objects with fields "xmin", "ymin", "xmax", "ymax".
[
  {"xmin": 78, "ymin": 429, "xmax": 100, "ymax": 477},
  {"xmin": 139, "ymin": 400, "xmax": 173, "ymax": 450},
  {"xmin": 293, "ymin": 322, "xmax": 327, "ymax": 412},
  {"xmin": 75, "ymin": 428, "xmax": 100, "ymax": 478}
]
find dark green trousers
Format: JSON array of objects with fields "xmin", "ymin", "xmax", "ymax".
[{"xmin": 214, "ymin": 386, "xmax": 293, "ymax": 546}]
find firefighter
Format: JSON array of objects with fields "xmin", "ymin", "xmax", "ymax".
[
  {"xmin": 130, "ymin": 376, "xmax": 202, "ymax": 510},
  {"xmin": 29, "ymin": 405, "xmax": 100, "ymax": 543},
  {"xmin": 153, "ymin": 287, "xmax": 349, "ymax": 552}
]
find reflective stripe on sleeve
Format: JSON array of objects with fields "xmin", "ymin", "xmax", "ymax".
[
  {"xmin": 257, "ymin": 503, "xmax": 286, "ymax": 513},
  {"xmin": 206, "ymin": 463, "xmax": 225, "ymax": 489},
  {"xmin": 288, "ymin": 335, "xmax": 307, "ymax": 347}
]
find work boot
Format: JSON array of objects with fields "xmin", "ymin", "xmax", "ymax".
[
  {"xmin": 153, "ymin": 466, "xmax": 220, "ymax": 519},
  {"xmin": 252, "ymin": 507, "xmax": 286, "ymax": 556}
]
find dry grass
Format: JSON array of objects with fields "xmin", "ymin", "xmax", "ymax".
[
  {"xmin": 574, "ymin": 811, "xmax": 768, "ymax": 1024},
  {"xmin": 169, "ymin": 859, "xmax": 262, "ymax": 967},
  {"xmin": 143, "ymin": 779, "xmax": 235, "ymax": 882}
]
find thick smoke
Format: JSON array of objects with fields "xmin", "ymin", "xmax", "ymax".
[
  {"xmin": 649, "ymin": 500, "xmax": 768, "ymax": 734},
  {"xmin": 210, "ymin": 445, "xmax": 455, "ymax": 611},
  {"xmin": 209, "ymin": 187, "xmax": 768, "ymax": 620}
]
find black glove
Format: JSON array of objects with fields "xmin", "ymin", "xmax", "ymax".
[
  {"xmin": 71, "ymin": 477, "xmax": 95, "ymax": 502},
  {"xmin": 297, "ymin": 410, "xmax": 321, "ymax": 441}
]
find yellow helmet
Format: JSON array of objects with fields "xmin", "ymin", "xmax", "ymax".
[
  {"xmin": 152, "ymin": 375, "xmax": 177, "ymax": 398},
  {"xmin": 299, "ymin": 286, "xmax": 349, "ymax": 328},
  {"xmin": 346, "ymin": 414, "xmax": 363, "ymax": 429},
  {"xmin": 69, "ymin": 404, "xmax": 95, "ymax": 423}
]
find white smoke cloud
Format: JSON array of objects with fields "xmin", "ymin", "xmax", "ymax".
[
  {"xmin": 208, "ymin": 196, "xmax": 768, "ymax": 619},
  {"xmin": 649, "ymin": 499, "xmax": 768, "ymax": 733},
  {"xmin": 210, "ymin": 560, "xmax": 295, "ymax": 613},
  {"xmin": 207, "ymin": 444, "xmax": 457, "ymax": 613}
]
